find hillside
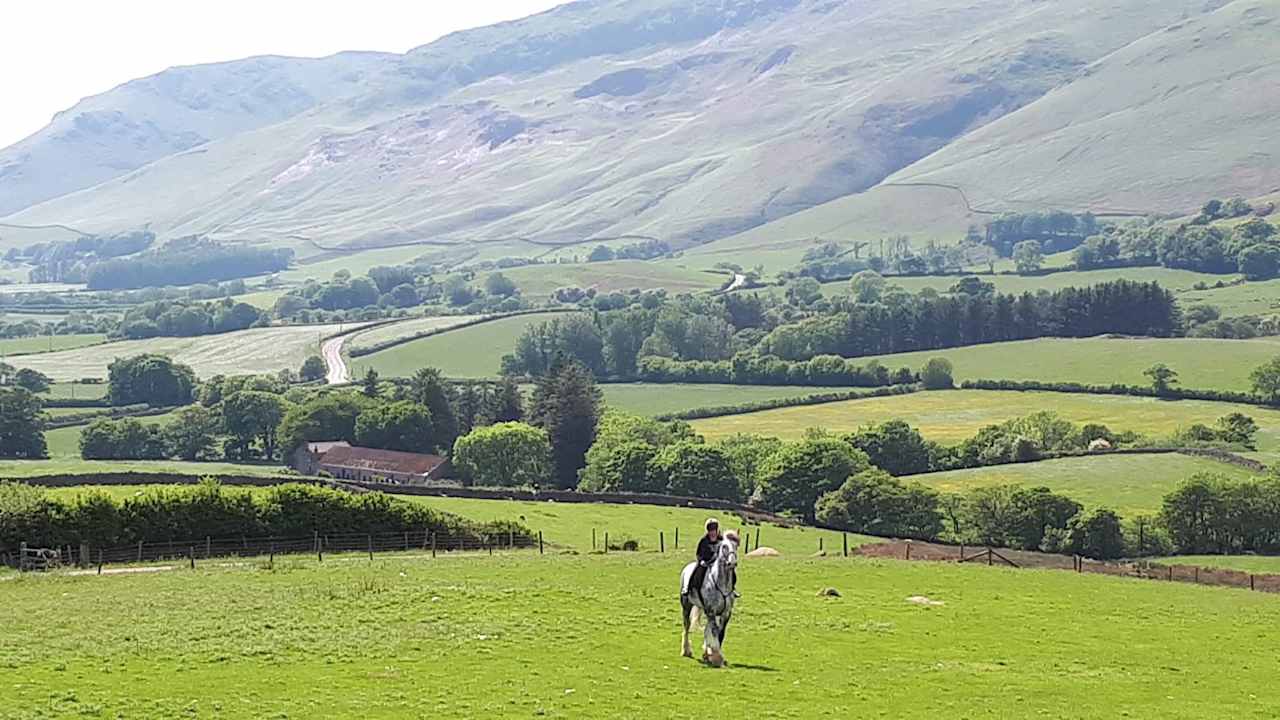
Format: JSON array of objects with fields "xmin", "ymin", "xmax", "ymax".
[{"xmin": 2, "ymin": 0, "xmax": 1257, "ymax": 258}]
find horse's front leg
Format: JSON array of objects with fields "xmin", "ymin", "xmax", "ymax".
[
  {"xmin": 703, "ymin": 615, "xmax": 724, "ymax": 666},
  {"xmin": 680, "ymin": 597, "xmax": 694, "ymax": 658}
]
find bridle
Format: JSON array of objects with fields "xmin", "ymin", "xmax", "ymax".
[{"xmin": 705, "ymin": 540, "xmax": 738, "ymax": 609}]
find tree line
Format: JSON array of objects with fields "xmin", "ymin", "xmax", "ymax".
[
  {"xmin": 85, "ymin": 237, "xmax": 292, "ymax": 290},
  {"xmin": 116, "ymin": 298, "xmax": 267, "ymax": 340}
]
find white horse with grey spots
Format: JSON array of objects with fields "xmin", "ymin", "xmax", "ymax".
[{"xmin": 680, "ymin": 531, "xmax": 739, "ymax": 666}]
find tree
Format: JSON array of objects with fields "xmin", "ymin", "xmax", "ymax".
[
  {"xmin": 1238, "ymin": 244, "xmax": 1280, "ymax": 280},
  {"xmin": 647, "ymin": 441, "xmax": 739, "ymax": 501},
  {"xmin": 361, "ymin": 368, "xmax": 381, "ymax": 398},
  {"xmin": 753, "ymin": 438, "xmax": 870, "ymax": 521},
  {"xmin": 1251, "ymin": 357, "xmax": 1280, "ymax": 403},
  {"xmin": 850, "ymin": 271, "xmax": 887, "ymax": 303},
  {"xmin": 13, "ymin": 368, "xmax": 51, "ymax": 393},
  {"xmin": 1216, "ymin": 412, "xmax": 1259, "ymax": 449},
  {"xmin": 844, "ymin": 420, "xmax": 931, "ymax": 476},
  {"xmin": 1144, "ymin": 363, "xmax": 1178, "ymax": 394},
  {"xmin": 488, "ymin": 376, "xmax": 524, "ymax": 423},
  {"xmin": 299, "ymin": 356, "xmax": 327, "ymax": 383},
  {"xmin": 408, "ymin": 368, "xmax": 459, "ymax": 452},
  {"xmin": 353, "ymin": 400, "xmax": 433, "ymax": 453},
  {"xmin": 0, "ymin": 388, "xmax": 47, "ymax": 458},
  {"xmin": 814, "ymin": 468, "xmax": 943, "ymax": 540},
  {"xmin": 484, "ymin": 272, "xmax": 518, "ymax": 297},
  {"xmin": 529, "ymin": 361, "xmax": 602, "ymax": 488},
  {"xmin": 580, "ymin": 441, "xmax": 660, "ymax": 493},
  {"xmin": 107, "ymin": 354, "xmax": 196, "ymax": 406},
  {"xmin": 1011, "ymin": 240, "xmax": 1043, "ymax": 274},
  {"xmin": 80, "ymin": 417, "xmax": 167, "ymax": 460},
  {"xmin": 1159, "ymin": 474, "xmax": 1225, "ymax": 554},
  {"xmin": 919, "ymin": 357, "xmax": 954, "ymax": 390},
  {"xmin": 222, "ymin": 390, "xmax": 288, "ymax": 460},
  {"xmin": 785, "ymin": 277, "xmax": 822, "ymax": 307},
  {"xmin": 1066, "ymin": 508, "xmax": 1125, "ymax": 560},
  {"xmin": 164, "ymin": 404, "xmax": 220, "ymax": 461},
  {"xmin": 452, "ymin": 422, "xmax": 551, "ymax": 487},
  {"xmin": 715, "ymin": 434, "xmax": 784, "ymax": 499},
  {"xmin": 277, "ymin": 393, "xmax": 370, "ymax": 454}
]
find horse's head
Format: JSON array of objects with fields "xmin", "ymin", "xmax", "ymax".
[{"xmin": 720, "ymin": 531, "xmax": 739, "ymax": 571}]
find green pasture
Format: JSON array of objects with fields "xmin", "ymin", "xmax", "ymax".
[
  {"xmin": 859, "ymin": 336, "xmax": 1280, "ymax": 393},
  {"xmin": 358, "ymin": 312, "xmax": 570, "ymax": 379},
  {"xmin": 490, "ymin": 260, "xmax": 722, "ymax": 297},
  {"xmin": 910, "ymin": 453, "xmax": 1259, "ymax": 516},
  {"xmin": 2, "ymin": 553, "xmax": 1277, "ymax": 718},
  {"xmin": 689, "ymin": 389, "xmax": 1280, "ymax": 455},
  {"xmin": 0, "ymin": 333, "xmax": 106, "ymax": 356},
  {"xmin": 346, "ymin": 314, "xmax": 486, "ymax": 353},
  {"xmin": 40, "ymin": 382, "xmax": 109, "ymax": 400},
  {"xmin": 1180, "ymin": 278, "xmax": 1280, "ymax": 318},
  {"xmin": 0, "ymin": 459, "xmax": 291, "ymax": 480},
  {"xmin": 1153, "ymin": 555, "xmax": 1280, "ymax": 574},
  {"xmin": 599, "ymin": 383, "xmax": 854, "ymax": 417}
]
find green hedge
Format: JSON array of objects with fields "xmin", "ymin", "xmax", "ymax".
[
  {"xmin": 655, "ymin": 384, "xmax": 920, "ymax": 421},
  {"xmin": 961, "ymin": 379, "xmax": 1268, "ymax": 406},
  {"xmin": 0, "ymin": 480, "xmax": 530, "ymax": 551}
]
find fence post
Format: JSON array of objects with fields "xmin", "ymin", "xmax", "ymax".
[
  {"xmin": 189, "ymin": 547, "xmax": 195, "ymax": 570},
  {"xmin": 660, "ymin": 531, "xmax": 665, "ymax": 554},
  {"xmin": 819, "ymin": 537, "xmax": 823, "ymax": 553},
  {"xmin": 1251, "ymin": 574, "xmax": 1256, "ymax": 591},
  {"xmin": 97, "ymin": 549, "xmax": 103, "ymax": 575},
  {"xmin": 675, "ymin": 527, "xmax": 679, "ymax": 549},
  {"xmin": 1168, "ymin": 566, "xmax": 1173, "ymax": 581},
  {"xmin": 1194, "ymin": 567, "xmax": 1199, "ymax": 583},
  {"xmin": 987, "ymin": 548, "xmax": 993, "ymax": 566},
  {"xmin": 431, "ymin": 533, "xmax": 437, "ymax": 559},
  {"xmin": 488, "ymin": 536, "xmax": 493, "ymax": 556},
  {"xmin": 592, "ymin": 528, "xmax": 597, "ymax": 551},
  {"xmin": 269, "ymin": 541, "xmax": 275, "ymax": 569},
  {"xmin": 368, "ymin": 534, "xmax": 374, "ymax": 562},
  {"xmin": 137, "ymin": 540, "xmax": 143, "ymax": 564},
  {"xmin": 509, "ymin": 529, "xmax": 514, "ymax": 550},
  {"xmin": 538, "ymin": 531, "xmax": 544, "ymax": 555},
  {"xmin": 604, "ymin": 532, "xmax": 609, "ymax": 553},
  {"xmin": 842, "ymin": 533, "xmax": 848, "ymax": 558},
  {"xmin": 206, "ymin": 536, "xmax": 211, "ymax": 559},
  {"xmin": 905, "ymin": 541, "xmax": 911, "ymax": 561}
]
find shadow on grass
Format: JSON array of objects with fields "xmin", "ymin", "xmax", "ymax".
[{"xmin": 700, "ymin": 661, "xmax": 779, "ymax": 672}]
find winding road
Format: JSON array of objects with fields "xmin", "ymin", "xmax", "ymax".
[{"xmin": 321, "ymin": 335, "xmax": 350, "ymax": 385}]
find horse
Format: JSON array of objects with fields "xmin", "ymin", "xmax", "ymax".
[{"xmin": 680, "ymin": 531, "xmax": 739, "ymax": 667}]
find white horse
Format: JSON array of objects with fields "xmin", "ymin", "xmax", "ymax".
[{"xmin": 680, "ymin": 532, "xmax": 739, "ymax": 666}]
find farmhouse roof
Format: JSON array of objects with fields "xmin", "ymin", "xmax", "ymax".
[
  {"xmin": 318, "ymin": 445, "xmax": 446, "ymax": 477},
  {"xmin": 307, "ymin": 441, "xmax": 351, "ymax": 454}
]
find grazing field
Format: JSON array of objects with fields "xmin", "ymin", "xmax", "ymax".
[
  {"xmin": 910, "ymin": 453, "xmax": 1260, "ymax": 515},
  {"xmin": 1152, "ymin": 555, "xmax": 1280, "ymax": 574},
  {"xmin": 36, "ymin": 409, "xmax": 183, "ymax": 460},
  {"xmin": 489, "ymin": 261, "xmax": 723, "ymax": 297},
  {"xmin": 40, "ymin": 382, "xmax": 109, "ymax": 400},
  {"xmin": 689, "ymin": 389, "xmax": 1280, "ymax": 453},
  {"xmin": 857, "ymin": 336, "xmax": 1280, "ymax": 393},
  {"xmin": 1180, "ymin": 278, "xmax": 1280, "ymax": 318},
  {"xmin": 359, "ymin": 312, "xmax": 570, "ymax": 379},
  {"xmin": 6, "ymin": 323, "xmax": 359, "ymax": 380},
  {"xmin": 2, "ymin": 553, "xmax": 1277, "ymax": 718},
  {"xmin": 0, "ymin": 332, "xmax": 105, "ymax": 355},
  {"xmin": 278, "ymin": 245, "xmax": 437, "ymax": 283},
  {"xmin": 0, "ymin": 458, "xmax": 291, "ymax": 479},
  {"xmin": 346, "ymin": 314, "xmax": 485, "ymax": 352},
  {"xmin": 884, "ymin": 267, "xmax": 1236, "ymax": 295},
  {"xmin": 599, "ymin": 383, "xmax": 853, "ymax": 417}
]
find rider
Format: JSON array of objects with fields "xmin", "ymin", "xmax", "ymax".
[{"xmin": 686, "ymin": 518, "xmax": 721, "ymax": 599}]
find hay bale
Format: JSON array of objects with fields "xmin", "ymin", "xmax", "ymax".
[
  {"xmin": 746, "ymin": 546, "xmax": 781, "ymax": 558},
  {"xmin": 906, "ymin": 595, "xmax": 944, "ymax": 606}
]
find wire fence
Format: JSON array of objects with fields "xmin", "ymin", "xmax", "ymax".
[{"xmin": 3, "ymin": 528, "xmax": 541, "ymax": 572}]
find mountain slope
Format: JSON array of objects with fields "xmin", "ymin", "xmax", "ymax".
[
  {"xmin": 2, "ymin": 0, "xmax": 1270, "ymax": 254},
  {"xmin": 885, "ymin": 0, "xmax": 1280, "ymax": 214}
]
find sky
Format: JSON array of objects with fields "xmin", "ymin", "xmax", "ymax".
[{"xmin": 0, "ymin": 0, "xmax": 563, "ymax": 148}]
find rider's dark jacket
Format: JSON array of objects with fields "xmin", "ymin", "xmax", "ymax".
[{"xmin": 696, "ymin": 535, "xmax": 719, "ymax": 565}]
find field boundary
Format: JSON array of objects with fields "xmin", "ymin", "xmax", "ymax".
[
  {"xmin": 857, "ymin": 540, "xmax": 1280, "ymax": 594},
  {"xmin": 896, "ymin": 446, "xmax": 1269, "ymax": 478},
  {"xmin": 961, "ymin": 378, "xmax": 1274, "ymax": 409}
]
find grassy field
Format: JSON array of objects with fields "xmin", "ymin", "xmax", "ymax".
[
  {"xmin": 40, "ymin": 382, "xmax": 109, "ymax": 400},
  {"xmin": 910, "ymin": 453, "xmax": 1259, "ymax": 516},
  {"xmin": 884, "ymin": 267, "xmax": 1234, "ymax": 295},
  {"xmin": 857, "ymin": 337, "xmax": 1280, "ymax": 393},
  {"xmin": 7, "ymin": 323, "xmax": 359, "ymax": 380},
  {"xmin": 489, "ymin": 261, "xmax": 723, "ymax": 297},
  {"xmin": 2, "ymin": 552, "xmax": 1277, "ymax": 718},
  {"xmin": 1179, "ymin": 278, "xmax": 1280, "ymax": 318},
  {"xmin": 36, "ymin": 409, "xmax": 182, "ymax": 460},
  {"xmin": 359, "ymin": 312, "xmax": 569, "ymax": 379},
  {"xmin": 0, "ymin": 333, "xmax": 106, "ymax": 355},
  {"xmin": 0, "ymin": 458, "xmax": 292, "ymax": 479},
  {"xmin": 599, "ymin": 383, "xmax": 855, "ymax": 417},
  {"xmin": 346, "ymin": 314, "xmax": 485, "ymax": 353},
  {"xmin": 1153, "ymin": 555, "xmax": 1280, "ymax": 574},
  {"xmin": 689, "ymin": 389, "xmax": 1280, "ymax": 453}
]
